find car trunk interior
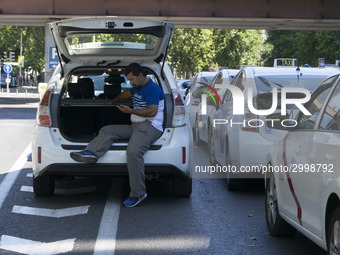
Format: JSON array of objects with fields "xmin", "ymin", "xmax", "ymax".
[{"xmin": 58, "ymin": 67, "xmax": 171, "ymax": 142}]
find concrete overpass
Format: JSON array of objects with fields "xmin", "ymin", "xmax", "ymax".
[
  {"xmin": 1, "ymin": 0, "xmax": 340, "ymax": 81},
  {"xmin": 1, "ymin": 0, "xmax": 340, "ymax": 30}
]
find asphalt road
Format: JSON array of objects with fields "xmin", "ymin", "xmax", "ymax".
[{"xmin": 0, "ymin": 90, "xmax": 327, "ymax": 255}]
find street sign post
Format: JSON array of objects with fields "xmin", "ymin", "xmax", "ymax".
[
  {"xmin": 49, "ymin": 46, "xmax": 59, "ymax": 69},
  {"xmin": 4, "ymin": 64, "xmax": 12, "ymax": 95}
]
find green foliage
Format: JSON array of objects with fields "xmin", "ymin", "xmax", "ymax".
[
  {"xmin": 0, "ymin": 26, "xmax": 45, "ymax": 72},
  {"xmin": 264, "ymin": 30, "xmax": 340, "ymax": 67},
  {"xmin": 168, "ymin": 28, "xmax": 265, "ymax": 78},
  {"xmin": 2, "ymin": 25, "xmax": 339, "ymax": 81}
]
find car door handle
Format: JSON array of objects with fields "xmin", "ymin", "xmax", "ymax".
[{"xmin": 325, "ymin": 154, "xmax": 334, "ymax": 161}]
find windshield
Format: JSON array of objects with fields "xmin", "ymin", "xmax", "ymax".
[
  {"xmin": 64, "ymin": 33, "xmax": 160, "ymax": 56},
  {"xmin": 255, "ymin": 75, "xmax": 329, "ymax": 93}
]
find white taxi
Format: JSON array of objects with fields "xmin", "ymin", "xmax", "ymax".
[
  {"xmin": 31, "ymin": 17, "xmax": 191, "ymax": 197},
  {"xmin": 265, "ymin": 73, "xmax": 340, "ymax": 254}
]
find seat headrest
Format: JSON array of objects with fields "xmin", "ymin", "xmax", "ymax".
[
  {"xmin": 68, "ymin": 78, "xmax": 95, "ymax": 99},
  {"xmin": 68, "ymin": 83, "xmax": 82, "ymax": 99},
  {"xmin": 78, "ymin": 78, "xmax": 94, "ymax": 99},
  {"xmin": 105, "ymin": 76, "xmax": 125, "ymax": 84},
  {"xmin": 104, "ymin": 84, "xmax": 121, "ymax": 99}
]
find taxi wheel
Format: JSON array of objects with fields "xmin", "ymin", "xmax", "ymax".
[
  {"xmin": 208, "ymin": 128, "xmax": 217, "ymax": 165},
  {"xmin": 194, "ymin": 118, "xmax": 204, "ymax": 146},
  {"xmin": 225, "ymin": 146, "xmax": 245, "ymax": 191},
  {"xmin": 265, "ymin": 177, "xmax": 296, "ymax": 236},
  {"xmin": 226, "ymin": 176, "xmax": 245, "ymax": 191},
  {"xmin": 171, "ymin": 176, "xmax": 192, "ymax": 197},
  {"xmin": 33, "ymin": 174, "xmax": 55, "ymax": 197},
  {"xmin": 327, "ymin": 207, "xmax": 340, "ymax": 255}
]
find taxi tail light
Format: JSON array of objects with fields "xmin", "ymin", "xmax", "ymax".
[
  {"xmin": 38, "ymin": 147, "xmax": 42, "ymax": 164},
  {"xmin": 241, "ymin": 109, "xmax": 259, "ymax": 132},
  {"xmin": 182, "ymin": 147, "xmax": 186, "ymax": 164},
  {"xmin": 172, "ymin": 89, "xmax": 186, "ymax": 127},
  {"xmin": 38, "ymin": 89, "xmax": 52, "ymax": 127}
]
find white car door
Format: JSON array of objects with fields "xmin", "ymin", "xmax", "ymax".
[{"xmin": 286, "ymin": 75, "xmax": 340, "ymax": 238}]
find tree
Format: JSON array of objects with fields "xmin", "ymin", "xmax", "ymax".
[
  {"xmin": 168, "ymin": 28, "xmax": 265, "ymax": 78},
  {"xmin": 264, "ymin": 30, "xmax": 340, "ymax": 67},
  {"xmin": 168, "ymin": 28, "xmax": 216, "ymax": 78},
  {"xmin": 0, "ymin": 26, "xmax": 45, "ymax": 71},
  {"xmin": 212, "ymin": 29, "xmax": 265, "ymax": 69}
]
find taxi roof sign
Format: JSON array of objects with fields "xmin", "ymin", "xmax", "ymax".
[{"xmin": 274, "ymin": 58, "xmax": 297, "ymax": 67}]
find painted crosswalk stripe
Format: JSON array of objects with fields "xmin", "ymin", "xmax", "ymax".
[
  {"xmin": 12, "ymin": 205, "xmax": 90, "ymax": 218},
  {"xmin": 20, "ymin": 185, "xmax": 97, "ymax": 195},
  {"xmin": 0, "ymin": 144, "xmax": 31, "ymax": 209},
  {"xmin": 26, "ymin": 173, "xmax": 33, "ymax": 178},
  {"xmin": 20, "ymin": 186, "xmax": 33, "ymax": 192},
  {"xmin": 94, "ymin": 178, "xmax": 123, "ymax": 255},
  {"xmin": 0, "ymin": 235, "xmax": 75, "ymax": 255}
]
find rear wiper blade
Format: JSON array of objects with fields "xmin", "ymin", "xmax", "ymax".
[
  {"xmin": 106, "ymin": 60, "xmax": 121, "ymax": 67},
  {"xmin": 97, "ymin": 60, "xmax": 106, "ymax": 66}
]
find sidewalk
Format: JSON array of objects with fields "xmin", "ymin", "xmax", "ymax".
[{"xmin": 0, "ymin": 85, "xmax": 40, "ymax": 106}]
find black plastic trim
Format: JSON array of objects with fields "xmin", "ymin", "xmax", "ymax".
[
  {"xmin": 61, "ymin": 144, "xmax": 162, "ymax": 151},
  {"xmin": 35, "ymin": 163, "xmax": 189, "ymax": 178}
]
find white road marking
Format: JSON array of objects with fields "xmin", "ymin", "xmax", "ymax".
[
  {"xmin": 93, "ymin": 178, "xmax": 123, "ymax": 255},
  {"xmin": 26, "ymin": 173, "xmax": 33, "ymax": 178},
  {"xmin": 0, "ymin": 235, "xmax": 76, "ymax": 255},
  {"xmin": 0, "ymin": 144, "xmax": 31, "ymax": 208},
  {"xmin": 20, "ymin": 185, "xmax": 97, "ymax": 195},
  {"xmin": 20, "ymin": 186, "xmax": 33, "ymax": 192},
  {"xmin": 12, "ymin": 205, "xmax": 90, "ymax": 218},
  {"xmin": 55, "ymin": 186, "xmax": 97, "ymax": 195}
]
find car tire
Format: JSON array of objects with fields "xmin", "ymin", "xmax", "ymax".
[
  {"xmin": 225, "ymin": 144, "xmax": 245, "ymax": 191},
  {"xmin": 265, "ymin": 177, "xmax": 296, "ymax": 236},
  {"xmin": 208, "ymin": 128, "xmax": 217, "ymax": 165},
  {"xmin": 171, "ymin": 176, "xmax": 192, "ymax": 197},
  {"xmin": 327, "ymin": 206, "xmax": 340, "ymax": 255},
  {"xmin": 226, "ymin": 176, "xmax": 246, "ymax": 191},
  {"xmin": 194, "ymin": 118, "xmax": 204, "ymax": 146},
  {"xmin": 33, "ymin": 174, "xmax": 55, "ymax": 197}
]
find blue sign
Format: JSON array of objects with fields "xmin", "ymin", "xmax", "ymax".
[
  {"xmin": 49, "ymin": 46, "xmax": 59, "ymax": 69},
  {"xmin": 4, "ymin": 64, "xmax": 12, "ymax": 73}
]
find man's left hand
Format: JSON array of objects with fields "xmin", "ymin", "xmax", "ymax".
[{"xmin": 117, "ymin": 105, "xmax": 133, "ymax": 114}]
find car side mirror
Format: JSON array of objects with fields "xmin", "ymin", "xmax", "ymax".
[{"xmin": 182, "ymin": 83, "xmax": 189, "ymax": 89}]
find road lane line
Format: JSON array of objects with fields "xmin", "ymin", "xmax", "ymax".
[
  {"xmin": 0, "ymin": 144, "xmax": 31, "ymax": 209},
  {"xmin": 20, "ymin": 185, "xmax": 98, "ymax": 195},
  {"xmin": 26, "ymin": 173, "xmax": 33, "ymax": 178},
  {"xmin": 94, "ymin": 178, "xmax": 123, "ymax": 255},
  {"xmin": 20, "ymin": 186, "xmax": 33, "ymax": 192},
  {"xmin": 0, "ymin": 235, "xmax": 76, "ymax": 255},
  {"xmin": 12, "ymin": 205, "xmax": 90, "ymax": 218}
]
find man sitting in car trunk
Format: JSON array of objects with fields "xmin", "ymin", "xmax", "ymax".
[{"xmin": 70, "ymin": 63, "xmax": 164, "ymax": 207}]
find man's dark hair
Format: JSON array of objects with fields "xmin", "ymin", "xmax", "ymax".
[{"xmin": 124, "ymin": 63, "xmax": 147, "ymax": 77}]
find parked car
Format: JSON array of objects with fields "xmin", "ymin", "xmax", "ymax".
[
  {"xmin": 0, "ymin": 72, "xmax": 13, "ymax": 87},
  {"xmin": 194, "ymin": 69, "xmax": 238, "ymax": 146},
  {"xmin": 209, "ymin": 66, "xmax": 340, "ymax": 190},
  {"xmin": 264, "ymin": 73, "xmax": 340, "ymax": 254},
  {"xmin": 32, "ymin": 17, "xmax": 191, "ymax": 197},
  {"xmin": 186, "ymin": 71, "xmax": 217, "ymax": 140},
  {"xmin": 176, "ymin": 79, "xmax": 191, "ymax": 99}
]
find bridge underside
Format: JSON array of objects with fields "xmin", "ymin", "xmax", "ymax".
[{"xmin": 1, "ymin": 0, "xmax": 340, "ymax": 30}]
